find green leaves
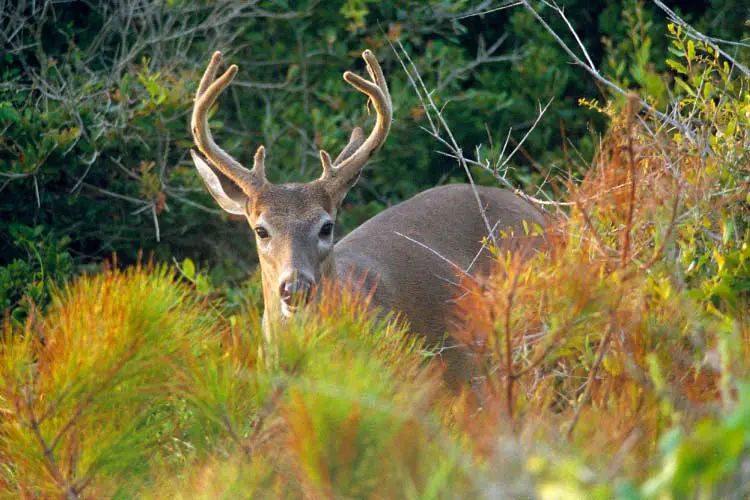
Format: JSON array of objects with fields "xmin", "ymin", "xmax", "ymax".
[
  {"xmin": 0, "ymin": 101, "xmax": 20, "ymax": 124},
  {"xmin": 180, "ymin": 257, "xmax": 196, "ymax": 280},
  {"xmin": 666, "ymin": 58, "xmax": 688, "ymax": 75},
  {"xmin": 0, "ymin": 225, "xmax": 74, "ymax": 324},
  {"xmin": 638, "ymin": 384, "xmax": 750, "ymax": 498}
]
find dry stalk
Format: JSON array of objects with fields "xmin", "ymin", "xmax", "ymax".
[
  {"xmin": 620, "ymin": 93, "xmax": 640, "ymax": 268},
  {"xmin": 504, "ymin": 259, "xmax": 523, "ymax": 419},
  {"xmin": 565, "ymin": 309, "xmax": 617, "ymax": 438}
]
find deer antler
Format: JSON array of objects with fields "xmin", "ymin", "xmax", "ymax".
[
  {"xmin": 332, "ymin": 126, "xmax": 366, "ymax": 165},
  {"xmin": 191, "ymin": 51, "xmax": 266, "ymax": 197},
  {"xmin": 319, "ymin": 50, "xmax": 392, "ymax": 195}
]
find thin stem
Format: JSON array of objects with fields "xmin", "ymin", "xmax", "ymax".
[
  {"xmin": 566, "ymin": 314, "xmax": 615, "ymax": 437},
  {"xmin": 520, "ymin": 0, "xmax": 697, "ymax": 143},
  {"xmin": 504, "ymin": 261, "xmax": 522, "ymax": 419}
]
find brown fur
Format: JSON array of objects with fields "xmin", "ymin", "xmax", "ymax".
[
  {"xmin": 190, "ymin": 50, "xmax": 546, "ymax": 388},
  {"xmin": 334, "ymin": 184, "xmax": 546, "ymax": 386},
  {"xmin": 246, "ymin": 182, "xmax": 546, "ymax": 387}
]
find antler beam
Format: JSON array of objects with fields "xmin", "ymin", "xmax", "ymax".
[
  {"xmin": 319, "ymin": 50, "xmax": 392, "ymax": 193},
  {"xmin": 191, "ymin": 51, "xmax": 266, "ymax": 197}
]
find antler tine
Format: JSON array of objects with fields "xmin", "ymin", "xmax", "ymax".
[
  {"xmin": 191, "ymin": 51, "xmax": 266, "ymax": 196},
  {"xmin": 319, "ymin": 50, "xmax": 392, "ymax": 191},
  {"xmin": 333, "ymin": 127, "xmax": 365, "ymax": 165},
  {"xmin": 197, "ymin": 51, "xmax": 222, "ymax": 98},
  {"xmin": 363, "ymin": 49, "xmax": 389, "ymax": 99},
  {"xmin": 320, "ymin": 149, "xmax": 334, "ymax": 177}
]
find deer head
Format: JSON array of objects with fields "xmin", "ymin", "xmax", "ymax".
[{"xmin": 190, "ymin": 50, "xmax": 391, "ymax": 320}]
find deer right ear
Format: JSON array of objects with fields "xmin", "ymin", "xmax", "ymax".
[{"xmin": 190, "ymin": 150, "xmax": 248, "ymax": 215}]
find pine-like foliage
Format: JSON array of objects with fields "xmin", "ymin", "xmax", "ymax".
[
  {"xmin": 0, "ymin": 263, "xmax": 216, "ymax": 497},
  {"xmin": 2, "ymin": 268, "xmax": 522, "ymax": 498}
]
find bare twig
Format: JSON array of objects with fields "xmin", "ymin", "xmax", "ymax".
[
  {"xmin": 519, "ymin": 0, "xmax": 698, "ymax": 143},
  {"xmin": 390, "ymin": 39, "xmax": 500, "ymax": 249},
  {"xmin": 652, "ymin": 0, "xmax": 750, "ymax": 77},
  {"xmin": 620, "ymin": 95, "xmax": 639, "ymax": 268},
  {"xmin": 394, "ymin": 231, "xmax": 478, "ymax": 284},
  {"xmin": 566, "ymin": 314, "xmax": 616, "ymax": 437},
  {"xmin": 496, "ymin": 98, "xmax": 554, "ymax": 172},
  {"xmin": 437, "ymin": 34, "xmax": 524, "ymax": 92},
  {"xmin": 453, "ymin": 0, "xmax": 524, "ymax": 20}
]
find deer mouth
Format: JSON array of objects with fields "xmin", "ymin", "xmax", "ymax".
[
  {"xmin": 280, "ymin": 302, "xmax": 301, "ymax": 318},
  {"xmin": 279, "ymin": 276, "xmax": 315, "ymax": 318}
]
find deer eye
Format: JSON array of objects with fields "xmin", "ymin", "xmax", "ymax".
[
  {"xmin": 319, "ymin": 222, "xmax": 334, "ymax": 239},
  {"xmin": 254, "ymin": 226, "xmax": 270, "ymax": 239}
]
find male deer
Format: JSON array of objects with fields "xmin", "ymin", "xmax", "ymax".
[{"xmin": 190, "ymin": 50, "xmax": 545, "ymax": 387}]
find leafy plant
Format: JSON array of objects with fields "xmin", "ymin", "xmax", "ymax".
[
  {"xmin": 0, "ymin": 263, "xmax": 215, "ymax": 497},
  {"xmin": 0, "ymin": 225, "xmax": 74, "ymax": 324}
]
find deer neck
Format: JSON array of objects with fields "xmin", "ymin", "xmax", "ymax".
[
  {"xmin": 320, "ymin": 250, "xmax": 337, "ymax": 284},
  {"xmin": 260, "ymin": 265, "xmax": 282, "ymax": 330}
]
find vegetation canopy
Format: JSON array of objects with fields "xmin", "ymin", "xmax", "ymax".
[{"xmin": 1, "ymin": 0, "xmax": 748, "ymax": 498}]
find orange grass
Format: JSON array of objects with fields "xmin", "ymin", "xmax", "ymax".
[{"xmin": 450, "ymin": 97, "xmax": 746, "ymax": 480}]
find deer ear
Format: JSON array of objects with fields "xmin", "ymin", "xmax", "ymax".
[{"xmin": 190, "ymin": 150, "xmax": 248, "ymax": 215}]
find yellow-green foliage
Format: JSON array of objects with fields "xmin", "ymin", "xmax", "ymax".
[
  {"xmin": 0, "ymin": 263, "xmax": 215, "ymax": 497},
  {"xmin": 164, "ymin": 280, "xmax": 481, "ymax": 499},
  {"xmin": 1, "ymin": 17, "xmax": 748, "ymax": 500},
  {"xmin": 1, "ymin": 266, "xmax": 507, "ymax": 498}
]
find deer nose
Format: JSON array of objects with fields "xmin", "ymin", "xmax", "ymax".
[{"xmin": 279, "ymin": 275, "xmax": 314, "ymax": 307}]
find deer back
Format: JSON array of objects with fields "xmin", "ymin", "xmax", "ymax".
[{"xmin": 334, "ymin": 184, "xmax": 546, "ymax": 386}]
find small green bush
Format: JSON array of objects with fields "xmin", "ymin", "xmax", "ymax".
[{"xmin": 0, "ymin": 264, "xmax": 215, "ymax": 497}]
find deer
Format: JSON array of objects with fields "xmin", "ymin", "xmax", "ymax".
[{"xmin": 190, "ymin": 49, "xmax": 546, "ymax": 388}]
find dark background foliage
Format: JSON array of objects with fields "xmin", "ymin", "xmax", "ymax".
[{"xmin": 1, "ymin": 0, "xmax": 748, "ymax": 319}]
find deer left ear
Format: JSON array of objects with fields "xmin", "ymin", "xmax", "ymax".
[{"xmin": 190, "ymin": 150, "xmax": 248, "ymax": 215}]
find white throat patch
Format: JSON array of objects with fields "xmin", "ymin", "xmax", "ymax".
[{"xmin": 280, "ymin": 302, "xmax": 297, "ymax": 318}]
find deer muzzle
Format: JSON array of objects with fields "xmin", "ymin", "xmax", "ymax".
[{"xmin": 279, "ymin": 274, "xmax": 315, "ymax": 312}]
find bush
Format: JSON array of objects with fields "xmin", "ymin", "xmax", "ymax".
[
  {"xmin": 1, "ymin": 1, "xmax": 748, "ymax": 498},
  {"xmin": 0, "ymin": 263, "xmax": 215, "ymax": 497},
  {"xmin": 4, "ymin": 0, "xmax": 745, "ymax": 321},
  {"xmin": 450, "ymin": 15, "xmax": 749, "ymax": 495}
]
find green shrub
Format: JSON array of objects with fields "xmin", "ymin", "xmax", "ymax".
[
  {"xmin": 0, "ymin": 264, "xmax": 215, "ymax": 497},
  {"xmin": 4, "ymin": 0, "xmax": 745, "ymax": 322}
]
